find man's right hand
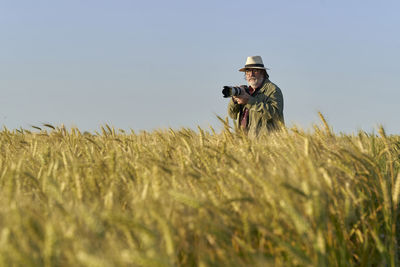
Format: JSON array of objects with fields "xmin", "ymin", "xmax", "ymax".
[{"xmin": 232, "ymin": 90, "xmax": 250, "ymax": 105}]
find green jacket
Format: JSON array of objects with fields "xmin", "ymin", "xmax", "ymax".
[{"xmin": 228, "ymin": 79, "xmax": 284, "ymax": 137}]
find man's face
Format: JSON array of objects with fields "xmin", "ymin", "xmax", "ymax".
[{"xmin": 245, "ymin": 69, "xmax": 264, "ymax": 88}]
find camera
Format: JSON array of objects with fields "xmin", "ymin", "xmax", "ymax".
[{"xmin": 222, "ymin": 86, "xmax": 245, "ymax": 98}]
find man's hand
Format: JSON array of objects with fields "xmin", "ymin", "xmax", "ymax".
[{"xmin": 232, "ymin": 90, "xmax": 250, "ymax": 105}]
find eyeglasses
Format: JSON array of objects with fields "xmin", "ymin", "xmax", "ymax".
[{"xmin": 245, "ymin": 69, "xmax": 261, "ymax": 75}]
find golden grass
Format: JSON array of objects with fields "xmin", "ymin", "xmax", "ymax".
[{"xmin": 0, "ymin": 119, "xmax": 399, "ymax": 266}]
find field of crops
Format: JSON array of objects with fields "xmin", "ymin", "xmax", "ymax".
[{"xmin": 0, "ymin": 116, "xmax": 399, "ymax": 266}]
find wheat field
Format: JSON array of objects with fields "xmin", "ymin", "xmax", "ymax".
[{"xmin": 0, "ymin": 116, "xmax": 399, "ymax": 266}]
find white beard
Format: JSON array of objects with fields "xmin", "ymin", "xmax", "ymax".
[{"xmin": 248, "ymin": 77, "xmax": 264, "ymax": 89}]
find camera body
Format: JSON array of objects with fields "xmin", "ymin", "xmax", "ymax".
[{"xmin": 222, "ymin": 85, "xmax": 248, "ymax": 98}]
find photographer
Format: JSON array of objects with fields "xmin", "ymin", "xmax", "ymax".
[{"xmin": 227, "ymin": 56, "xmax": 284, "ymax": 137}]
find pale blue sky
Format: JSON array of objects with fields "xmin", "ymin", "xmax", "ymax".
[{"xmin": 1, "ymin": 0, "xmax": 399, "ymax": 133}]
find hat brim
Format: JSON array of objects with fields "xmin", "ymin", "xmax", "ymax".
[{"xmin": 239, "ymin": 66, "xmax": 269, "ymax": 72}]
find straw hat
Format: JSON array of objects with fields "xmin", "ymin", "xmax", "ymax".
[{"xmin": 239, "ymin": 56, "xmax": 269, "ymax": 72}]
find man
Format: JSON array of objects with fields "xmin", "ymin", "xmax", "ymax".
[{"xmin": 228, "ymin": 56, "xmax": 284, "ymax": 137}]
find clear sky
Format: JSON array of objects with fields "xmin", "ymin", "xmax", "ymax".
[{"xmin": 1, "ymin": 0, "xmax": 399, "ymax": 134}]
